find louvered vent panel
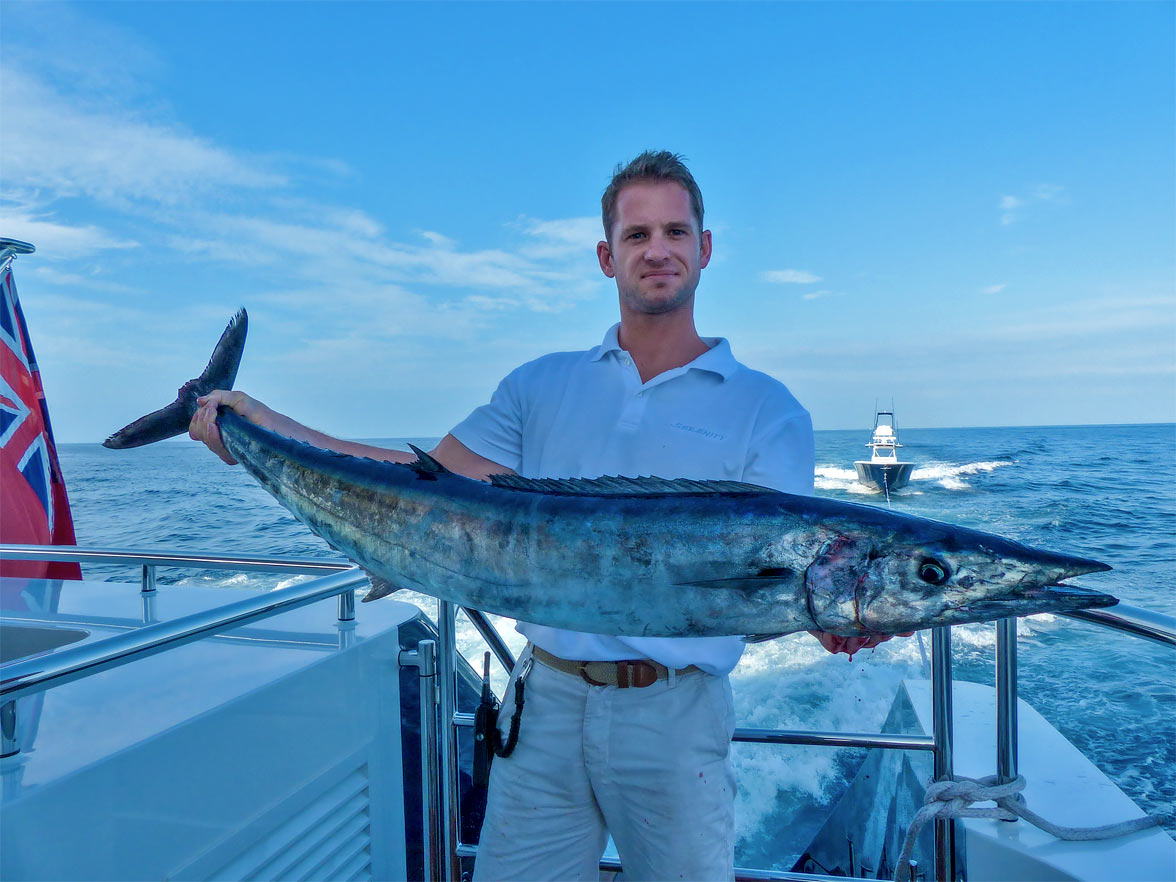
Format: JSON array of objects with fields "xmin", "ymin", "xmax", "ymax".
[{"xmin": 208, "ymin": 766, "xmax": 373, "ymax": 882}]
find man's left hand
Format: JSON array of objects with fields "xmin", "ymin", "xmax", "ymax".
[{"xmin": 808, "ymin": 630, "xmax": 914, "ymax": 658}]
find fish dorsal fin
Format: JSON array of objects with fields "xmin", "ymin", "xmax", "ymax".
[
  {"xmin": 487, "ymin": 473, "xmax": 776, "ymax": 497},
  {"xmin": 406, "ymin": 444, "xmax": 449, "ymax": 478}
]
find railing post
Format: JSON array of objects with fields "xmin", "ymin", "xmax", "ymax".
[
  {"xmin": 338, "ymin": 588, "xmax": 355, "ymax": 622},
  {"xmin": 400, "ymin": 639, "xmax": 442, "ymax": 882},
  {"xmin": 0, "ymin": 701, "xmax": 17, "ymax": 757},
  {"xmin": 140, "ymin": 565, "xmax": 157, "ymax": 622},
  {"xmin": 996, "ymin": 617, "xmax": 1019, "ymax": 791},
  {"xmin": 931, "ymin": 625, "xmax": 959, "ymax": 882},
  {"xmin": 437, "ymin": 600, "xmax": 462, "ymax": 882}
]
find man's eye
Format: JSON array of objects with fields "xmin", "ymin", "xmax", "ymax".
[
  {"xmin": 669, "ymin": 229, "xmax": 686, "ymax": 236},
  {"xmin": 628, "ymin": 232, "xmax": 646, "ymax": 240}
]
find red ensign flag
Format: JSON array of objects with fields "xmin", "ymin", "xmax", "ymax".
[{"xmin": 0, "ymin": 257, "xmax": 82, "ymax": 580}]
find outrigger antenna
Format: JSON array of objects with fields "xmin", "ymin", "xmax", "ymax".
[{"xmin": 0, "ymin": 238, "xmax": 35, "ymax": 274}]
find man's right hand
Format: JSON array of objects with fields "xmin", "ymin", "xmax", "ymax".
[{"xmin": 189, "ymin": 389, "xmax": 262, "ymax": 465}]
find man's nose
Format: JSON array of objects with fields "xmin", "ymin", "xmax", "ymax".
[{"xmin": 643, "ymin": 235, "xmax": 671, "ymax": 261}]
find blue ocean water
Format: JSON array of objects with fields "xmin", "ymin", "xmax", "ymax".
[{"xmin": 55, "ymin": 423, "xmax": 1175, "ymax": 866}]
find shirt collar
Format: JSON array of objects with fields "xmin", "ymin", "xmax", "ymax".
[{"xmin": 590, "ymin": 323, "xmax": 738, "ymax": 381}]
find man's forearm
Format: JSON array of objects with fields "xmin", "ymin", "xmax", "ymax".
[
  {"xmin": 193, "ymin": 391, "xmax": 511, "ymax": 481},
  {"xmin": 251, "ymin": 402, "xmax": 417, "ymax": 464}
]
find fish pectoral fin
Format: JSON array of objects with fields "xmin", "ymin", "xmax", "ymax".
[
  {"xmin": 361, "ymin": 572, "xmax": 403, "ymax": 602},
  {"xmin": 743, "ymin": 632, "xmax": 791, "ymax": 644},
  {"xmin": 675, "ymin": 568, "xmax": 796, "ymax": 592}
]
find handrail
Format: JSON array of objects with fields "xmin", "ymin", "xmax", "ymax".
[
  {"xmin": 6, "ymin": 543, "xmax": 1173, "ymax": 882},
  {"xmin": 733, "ymin": 727, "xmax": 935, "ymax": 752},
  {"xmin": 461, "ymin": 607, "xmax": 517, "ymax": 673},
  {"xmin": 1064, "ymin": 605, "xmax": 1176, "ymax": 647},
  {"xmin": 0, "ymin": 543, "xmax": 352, "ymax": 575},
  {"xmin": 0, "ymin": 569, "xmax": 367, "ymax": 705},
  {"xmin": 6, "ymin": 545, "xmax": 1171, "ymax": 651},
  {"xmin": 0, "ymin": 545, "xmax": 522, "ymax": 675},
  {"xmin": 453, "ymin": 710, "xmax": 936, "ymax": 751},
  {"xmin": 676, "ymin": 857, "xmax": 889, "ymax": 882},
  {"xmin": 454, "ymin": 845, "xmax": 890, "ymax": 881}
]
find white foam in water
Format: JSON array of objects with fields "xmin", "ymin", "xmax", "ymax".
[
  {"xmin": 814, "ymin": 465, "xmax": 878, "ymax": 495},
  {"xmin": 272, "ymin": 575, "xmax": 313, "ymax": 591},
  {"xmin": 817, "ymin": 459, "xmax": 1011, "ymax": 494},
  {"xmin": 173, "ymin": 572, "xmax": 254, "ymax": 588},
  {"xmin": 730, "ymin": 634, "xmax": 927, "ymax": 845},
  {"xmin": 910, "ymin": 460, "xmax": 1012, "ymax": 490}
]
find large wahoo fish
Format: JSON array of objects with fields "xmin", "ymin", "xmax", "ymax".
[{"xmin": 104, "ymin": 310, "xmax": 1116, "ymax": 637}]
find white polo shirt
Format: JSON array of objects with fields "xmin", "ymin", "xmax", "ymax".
[{"xmin": 450, "ymin": 324, "xmax": 814, "ymax": 675}]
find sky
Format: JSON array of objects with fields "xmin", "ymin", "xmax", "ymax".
[{"xmin": 2, "ymin": 1, "xmax": 1173, "ymax": 442}]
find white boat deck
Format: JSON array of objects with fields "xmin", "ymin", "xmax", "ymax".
[
  {"xmin": 1, "ymin": 576, "xmax": 423, "ymax": 881},
  {"xmin": 905, "ymin": 680, "xmax": 1175, "ymax": 882}
]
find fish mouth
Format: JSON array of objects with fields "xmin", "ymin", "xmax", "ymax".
[
  {"xmin": 959, "ymin": 583, "xmax": 1119, "ymax": 621},
  {"xmin": 1059, "ymin": 556, "xmax": 1113, "ymax": 577},
  {"xmin": 1025, "ymin": 582, "xmax": 1119, "ymax": 609}
]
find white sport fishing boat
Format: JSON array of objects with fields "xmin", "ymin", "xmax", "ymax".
[{"xmin": 855, "ymin": 410, "xmax": 915, "ymax": 494}]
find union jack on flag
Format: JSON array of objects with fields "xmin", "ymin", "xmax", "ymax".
[{"xmin": 0, "ymin": 251, "xmax": 82, "ymax": 582}]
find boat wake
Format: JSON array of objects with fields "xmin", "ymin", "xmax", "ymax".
[
  {"xmin": 910, "ymin": 460, "xmax": 1013, "ymax": 489},
  {"xmin": 816, "ymin": 460, "xmax": 1012, "ymax": 494},
  {"xmin": 814, "ymin": 466, "xmax": 880, "ymax": 494}
]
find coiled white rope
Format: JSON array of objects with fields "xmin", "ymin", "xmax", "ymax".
[{"xmin": 893, "ymin": 773, "xmax": 1161, "ymax": 881}]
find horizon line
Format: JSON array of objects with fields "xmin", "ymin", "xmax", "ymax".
[{"xmin": 56, "ymin": 419, "xmax": 1176, "ymax": 446}]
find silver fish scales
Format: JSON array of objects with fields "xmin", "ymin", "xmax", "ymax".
[{"xmin": 104, "ymin": 310, "xmax": 1116, "ymax": 637}]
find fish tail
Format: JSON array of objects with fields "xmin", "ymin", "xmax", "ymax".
[{"xmin": 102, "ymin": 309, "xmax": 248, "ymax": 449}]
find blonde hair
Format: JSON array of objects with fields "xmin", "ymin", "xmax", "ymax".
[{"xmin": 601, "ymin": 151, "xmax": 704, "ymax": 243}]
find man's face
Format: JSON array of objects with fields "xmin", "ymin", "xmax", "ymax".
[{"xmin": 597, "ymin": 181, "xmax": 712, "ymax": 317}]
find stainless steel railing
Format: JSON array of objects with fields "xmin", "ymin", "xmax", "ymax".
[
  {"xmin": 432, "ymin": 596, "xmax": 1175, "ymax": 882},
  {"xmin": 4, "ymin": 544, "xmax": 1174, "ymax": 882},
  {"xmin": 0, "ymin": 568, "xmax": 367, "ymax": 706},
  {"xmin": 1065, "ymin": 605, "xmax": 1176, "ymax": 647}
]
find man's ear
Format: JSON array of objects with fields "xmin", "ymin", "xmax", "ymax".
[
  {"xmin": 699, "ymin": 229, "xmax": 712, "ymax": 269},
  {"xmin": 597, "ymin": 240, "xmax": 616, "ymax": 278}
]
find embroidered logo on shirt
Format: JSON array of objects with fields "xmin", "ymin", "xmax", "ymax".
[{"xmin": 671, "ymin": 422, "xmax": 725, "ymax": 441}]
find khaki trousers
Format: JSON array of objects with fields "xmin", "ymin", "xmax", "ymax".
[{"xmin": 472, "ymin": 646, "xmax": 737, "ymax": 882}]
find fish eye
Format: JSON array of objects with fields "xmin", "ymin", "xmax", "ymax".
[{"xmin": 919, "ymin": 558, "xmax": 951, "ymax": 585}]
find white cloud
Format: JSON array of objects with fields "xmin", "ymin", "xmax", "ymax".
[
  {"xmin": 514, "ymin": 216, "xmax": 603, "ymax": 260},
  {"xmin": 27, "ymin": 266, "xmax": 140, "ymax": 294},
  {"xmin": 981, "ymin": 283, "xmax": 1007, "ymax": 295},
  {"xmin": 982, "ymin": 294, "xmax": 1175, "ymax": 343},
  {"xmin": 418, "ymin": 231, "xmax": 457, "ymax": 250},
  {"xmin": 1000, "ymin": 186, "xmax": 1064, "ymax": 226},
  {"xmin": 0, "ymin": 49, "xmax": 614, "ymax": 398},
  {"xmin": 0, "ymin": 208, "xmax": 139, "ymax": 259},
  {"xmin": 762, "ymin": 269, "xmax": 822, "ymax": 284},
  {"xmin": 802, "ymin": 290, "xmax": 831, "ymax": 301},
  {"xmin": 1, "ymin": 65, "xmax": 286, "ymax": 208},
  {"xmin": 1, "ymin": 3, "xmax": 165, "ymax": 99}
]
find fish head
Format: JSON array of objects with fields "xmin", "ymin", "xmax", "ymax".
[{"xmin": 803, "ymin": 518, "xmax": 1117, "ymax": 636}]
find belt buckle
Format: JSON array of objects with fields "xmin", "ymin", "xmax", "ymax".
[
  {"xmin": 620, "ymin": 660, "xmax": 659, "ymax": 688},
  {"xmin": 578, "ymin": 661, "xmax": 609, "ymax": 687}
]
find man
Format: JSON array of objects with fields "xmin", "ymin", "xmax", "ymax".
[{"xmin": 191, "ymin": 152, "xmax": 875, "ymax": 879}]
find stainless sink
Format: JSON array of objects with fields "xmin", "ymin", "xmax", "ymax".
[{"xmin": 0, "ymin": 623, "xmax": 90, "ymax": 665}]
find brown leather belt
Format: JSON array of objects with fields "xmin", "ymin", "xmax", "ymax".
[{"xmin": 531, "ymin": 645, "xmax": 700, "ymax": 689}]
